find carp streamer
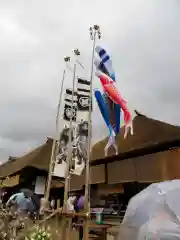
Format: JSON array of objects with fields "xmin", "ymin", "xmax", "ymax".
[{"xmin": 94, "ymin": 46, "xmax": 133, "ymax": 156}]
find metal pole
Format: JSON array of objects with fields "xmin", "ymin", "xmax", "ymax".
[
  {"xmin": 62, "ymin": 61, "xmax": 77, "ymax": 240},
  {"xmin": 45, "ymin": 61, "xmax": 68, "ymax": 203},
  {"xmin": 83, "ymin": 26, "xmax": 98, "ymax": 240}
]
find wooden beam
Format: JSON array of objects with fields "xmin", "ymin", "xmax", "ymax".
[
  {"xmin": 91, "ymin": 139, "xmax": 180, "ymax": 166},
  {"xmin": 104, "ymin": 163, "xmax": 108, "ymax": 184}
]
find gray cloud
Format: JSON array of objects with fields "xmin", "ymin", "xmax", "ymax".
[
  {"xmin": 0, "ymin": 0, "xmax": 180, "ymax": 162},
  {"xmin": 0, "ymin": 97, "xmax": 55, "ymax": 142}
]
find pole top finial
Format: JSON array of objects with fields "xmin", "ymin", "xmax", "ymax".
[
  {"xmin": 73, "ymin": 48, "xmax": 80, "ymax": 56},
  {"xmin": 64, "ymin": 56, "xmax": 70, "ymax": 62},
  {"xmin": 89, "ymin": 24, "xmax": 101, "ymax": 40}
]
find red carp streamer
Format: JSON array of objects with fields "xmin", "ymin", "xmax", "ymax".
[{"xmin": 96, "ymin": 71, "xmax": 133, "ymax": 138}]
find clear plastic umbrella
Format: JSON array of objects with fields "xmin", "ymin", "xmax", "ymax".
[{"xmin": 118, "ymin": 180, "xmax": 180, "ymax": 240}]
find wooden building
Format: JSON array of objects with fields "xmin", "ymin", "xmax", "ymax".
[
  {"xmin": 91, "ymin": 111, "xmax": 180, "ymax": 182},
  {"xmin": 69, "ymin": 111, "xmax": 180, "ymax": 206},
  {"xmin": 89, "ymin": 111, "xmax": 180, "ymax": 206},
  {"xmin": 0, "ymin": 137, "xmax": 105, "ymax": 193},
  {"xmin": 1, "ymin": 111, "xmax": 180, "ymax": 205},
  {"xmin": 0, "ymin": 138, "xmax": 64, "ymax": 201}
]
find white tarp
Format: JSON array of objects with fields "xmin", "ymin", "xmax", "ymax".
[{"xmin": 34, "ymin": 176, "xmax": 46, "ymax": 195}]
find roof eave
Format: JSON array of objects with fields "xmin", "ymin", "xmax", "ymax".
[{"xmin": 91, "ymin": 138, "xmax": 180, "ymax": 166}]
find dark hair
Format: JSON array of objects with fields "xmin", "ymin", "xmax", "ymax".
[{"xmin": 80, "ymin": 185, "xmax": 85, "ymax": 195}]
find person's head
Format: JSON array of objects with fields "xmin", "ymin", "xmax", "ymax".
[
  {"xmin": 2, "ymin": 191, "xmax": 7, "ymax": 196},
  {"xmin": 71, "ymin": 196, "xmax": 77, "ymax": 203},
  {"xmin": 23, "ymin": 192, "xmax": 29, "ymax": 198},
  {"xmin": 81, "ymin": 185, "xmax": 85, "ymax": 194},
  {"xmin": 60, "ymin": 139, "xmax": 65, "ymax": 146}
]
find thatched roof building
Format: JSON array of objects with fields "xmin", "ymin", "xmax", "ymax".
[
  {"xmin": 0, "ymin": 138, "xmax": 53, "ymax": 179},
  {"xmin": 0, "ymin": 138, "xmax": 65, "ymax": 194},
  {"xmin": 90, "ymin": 111, "xmax": 180, "ymax": 184},
  {"xmin": 1, "ymin": 111, "xmax": 180, "ymax": 190},
  {"xmin": 0, "ymin": 137, "xmax": 104, "ymax": 188},
  {"xmin": 91, "ymin": 111, "xmax": 180, "ymax": 162},
  {"xmin": 63, "ymin": 112, "xmax": 180, "ymax": 189}
]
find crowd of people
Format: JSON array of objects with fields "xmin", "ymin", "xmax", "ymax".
[{"xmin": 0, "ymin": 186, "xmax": 87, "ymax": 239}]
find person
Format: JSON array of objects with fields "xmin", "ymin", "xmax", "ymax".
[
  {"xmin": 6, "ymin": 192, "xmax": 35, "ymax": 214},
  {"xmin": 50, "ymin": 198, "xmax": 55, "ymax": 210},
  {"xmin": 7, "ymin": 192, "xmax": 25, "ymax": 209},
  {"xmin": 30, "ymin": 193, "xmax": 40, "ymax": 214},
  {"xmin": 39, "ymin": 197, "xmax": 51, "ymax": 215},
  {"xmin": 67, "ymin": 195, "xmax": 77, "ymax": 212},
  {"xmin": 74, "ymin": 187, "xmax": 85, "ymax": 240},
  {"xmin": 1, "ymin": 191, "xmax": 8, "ymax": 207},
  {"xmin": 76, "ymin": 195, "xmax": 85, "ymax": 210}
]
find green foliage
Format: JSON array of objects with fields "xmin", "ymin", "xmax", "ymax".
[{"xmin": 25, "ymin": 226, "xmax": 52, "ymax": 240}]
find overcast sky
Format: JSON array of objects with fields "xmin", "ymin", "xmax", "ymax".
[{"xmin": 0, "ymin": 0, "xmax": 179, "ymax": 162}]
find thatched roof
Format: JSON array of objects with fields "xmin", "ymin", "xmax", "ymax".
[
  {"xmin": 0, "ymin": 137, "xmax": 105, "ymax": 190},
  {"xmin": 91, "ymin": 111, "xmax": 180, "ymax": 161},
  {"xmin": 1, "ymin": 112, "xmax": 180, "ymax": 181},
  {"xmin": 0, "ymin": 138, "xmax": 53, "ymax": 178}
]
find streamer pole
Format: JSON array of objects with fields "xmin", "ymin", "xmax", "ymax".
[
  {"xmin": 45, "ymin": 56, "xmax": 70, "ymax": 204},
  {"xmin": 62, "ymin": 49, "xmax": 80, "ymax": 240},
  {"xmin": 84, "ymin": 25, "xmax": 101, "ymax": 240}
]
